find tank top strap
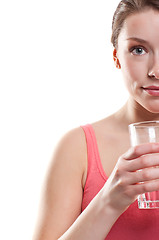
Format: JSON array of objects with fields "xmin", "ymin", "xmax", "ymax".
[{"xmin": 81, "ymin": 124, "xmax": 107, "ymax": 181}]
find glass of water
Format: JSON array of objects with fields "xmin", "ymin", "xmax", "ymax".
[{"xmin": 129, "ymin": 121, "xmax": 159, "ymax": 209}]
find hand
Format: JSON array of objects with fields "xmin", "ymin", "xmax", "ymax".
[{"xmin": 102, "ymin": 143, "xmax": 159, "ymax": 213}]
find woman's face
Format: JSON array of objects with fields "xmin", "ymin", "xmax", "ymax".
[{"xmin": 117, "ymin": 9, "xmax": 159, "ymax": 113}]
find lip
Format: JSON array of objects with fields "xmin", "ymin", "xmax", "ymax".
[{"xmin": 142, "ymin": 86, "xmax": 159, "ymax": 96}]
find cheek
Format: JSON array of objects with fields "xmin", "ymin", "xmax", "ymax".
[
  {"xmin": 120, "ymin": 56, "xmax": 147, "ymax": 86},
  {"xmin": 119, "ymin": 59, "xmax": 143, "ymax": 96}
]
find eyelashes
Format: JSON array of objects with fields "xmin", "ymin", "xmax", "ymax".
[{"xmin": 129, "ymin": 45, "xmax": 147, "ymax": 55}]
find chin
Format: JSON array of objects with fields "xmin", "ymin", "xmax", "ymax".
[
  {"xmin": 130, "ymin": 97, "xmax": 159, "ymax": 116},
  {"xmin": 143, "ymin": 104, "xmax": 159, "ymax": 114}
]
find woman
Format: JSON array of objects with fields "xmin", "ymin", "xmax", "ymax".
[{"xmin": 33, "ymin": 0, "xmax": 159, "ymax": 239}]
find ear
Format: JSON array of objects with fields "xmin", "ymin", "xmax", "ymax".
[{"xmin": 113, "ymin": 48, "xmax": 121, "ymax": 69}]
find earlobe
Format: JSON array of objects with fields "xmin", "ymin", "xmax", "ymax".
[{"xmin": 113, "ymin": 48, "xmax": 121, "ymax": 69}]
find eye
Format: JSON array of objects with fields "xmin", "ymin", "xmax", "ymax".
[{"xmin": 130, "ymin": 46, "xmax": 146, "ymax": 56}]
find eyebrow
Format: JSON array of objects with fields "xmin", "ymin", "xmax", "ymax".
[{"xmin": 126, "ymin": 37, "xmax": 148, "ymax": 44}]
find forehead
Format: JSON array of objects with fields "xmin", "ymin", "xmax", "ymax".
[{"xmin": 119, "ymin": 9, "xmax": 159, "ymax": 42}]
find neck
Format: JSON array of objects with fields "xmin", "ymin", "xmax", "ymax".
[{"xmin": 115, "ymin": 97, "xmax": 159, "ymax": 127}]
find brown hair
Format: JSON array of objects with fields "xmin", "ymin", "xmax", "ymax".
[{"xmin": 111, "ymin": 0, "xmax": 159, "ymax": 49}]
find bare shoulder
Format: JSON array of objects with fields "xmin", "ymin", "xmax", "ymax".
[
  {"xmin": 33, "ymin": 126, "xmax": 87, "ymax": 240},
  {"xmin": 91, "ymin": 114, "xmax": 120, "ymax": 137},
  {"xmin": 91, "ymin": 111, "xmax": 129, "ymax": 137},
  {"xmin": 90, "ymin": 115, "xmax": 121, "ymax": 154},
  {"xmin": 46, "ymin": 125, "xmax": 88, "ymax": 198},
  {"xmin": 54, "ymin": 126, "xmax": 87, "ymax": 161},
  {"xmin": 90, "ymin": 114, "xmax": 130, "ymax": 177},
  {"xmin": 51, "ymin": 126, "xmax": 87, "ymax": 182}
]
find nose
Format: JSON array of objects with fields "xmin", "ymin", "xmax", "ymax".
[
  {"xmin": 148, "ymin": 55, "xmax": 159, "ymax": 80},
  {"xmin": 148, "ymin": 70, "xmax": 159, "ymax": 79}
]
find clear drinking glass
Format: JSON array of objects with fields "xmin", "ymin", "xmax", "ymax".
[{"xmin": 129, "ymin": 121, "xmax": 159, "ymax": 209}]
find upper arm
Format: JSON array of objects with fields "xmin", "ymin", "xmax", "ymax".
[{"xmin": 33, "ymin": 127, "xmax": 87, "ymax": 240}]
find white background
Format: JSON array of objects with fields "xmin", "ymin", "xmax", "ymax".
[{"xmin": 0, "ymin": 1, "xmax": 128, "ymax": 239}]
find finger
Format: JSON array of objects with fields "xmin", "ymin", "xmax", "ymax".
[
  {"xmin": 131, "ymin": 179, "xmax": 159, "ymax": 195},
  {"xmin": 128, "ymin": 167, "xmax": 159, "ymax": 185},
  {"xmin": 126, "ymin": 153, "xmax": 159, "ymax": 172},
  {"xmin": 124, "ymin": 143, "xmax": 159, "ymax": 160}
]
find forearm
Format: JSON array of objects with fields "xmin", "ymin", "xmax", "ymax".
[{"xmin": 58, "ymin": 188, "xmax": 122, "ymax": 240}]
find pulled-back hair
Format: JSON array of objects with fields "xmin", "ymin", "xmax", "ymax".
[{"xmin": 111, "ymin": 0, "xmax": 159, "ymax": 49}]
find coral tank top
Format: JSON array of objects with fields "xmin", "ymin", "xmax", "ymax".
[{"xmin": 81, "ymin": 124, "xmax": 159, "ymax": 240}]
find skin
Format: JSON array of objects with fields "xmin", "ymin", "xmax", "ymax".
[
  {"xmin": 33, "ymin": 9, "xmax": 159, "ymax": 240},
  {"xmin": 116, "ymin": 8, "xmax": 159, "ymax": 116}
]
